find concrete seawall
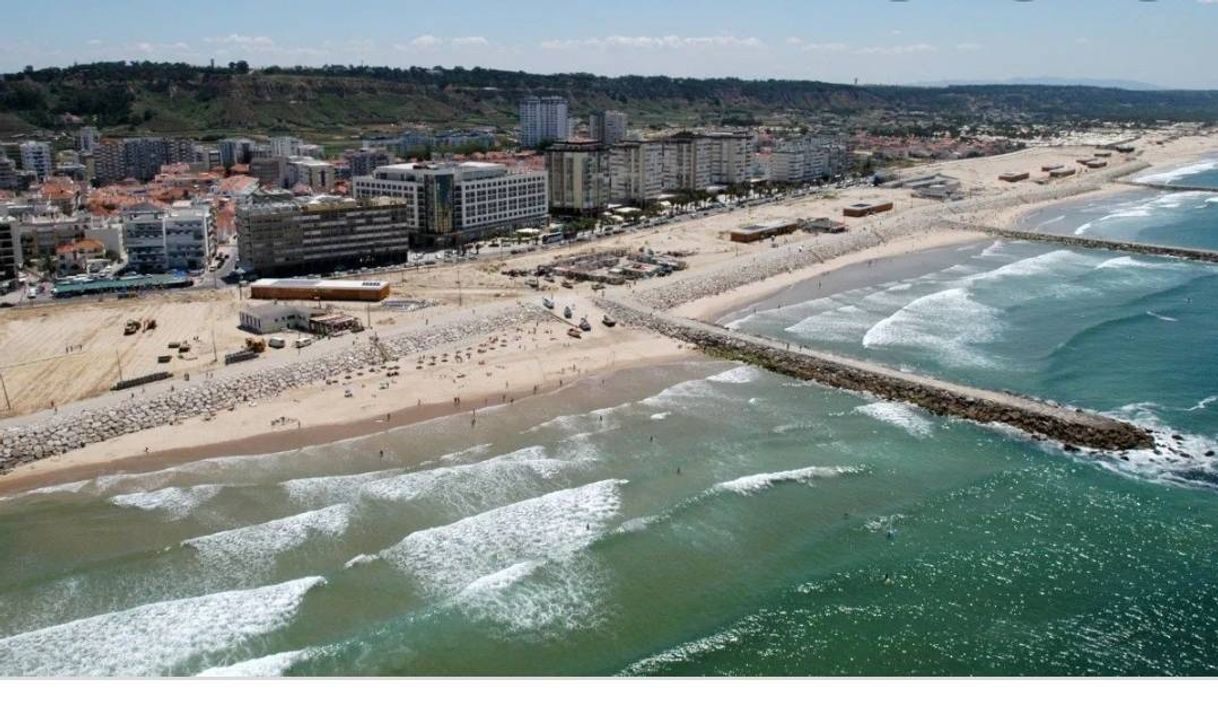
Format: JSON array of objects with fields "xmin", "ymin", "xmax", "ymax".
[
  {"xmin": 599, "ymin": 297, "xmax": 1154, "ymax": 452},
  {"xmin": 954, "ymin": 223, "xmax": 1218, "ymax": 264},
  {"xmin": 1117, "ymin": 180, "xmax": 1218, "ymax": 194}
]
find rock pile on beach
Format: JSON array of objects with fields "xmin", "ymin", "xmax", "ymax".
[{"xmin": 0, "ymin": 306, "xmax": 549, "ymax": 473}]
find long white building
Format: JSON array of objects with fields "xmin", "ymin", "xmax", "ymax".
[
  {"xmin": 351, "ymin": 161, "xmax": 548, "ymax": 247},
  {"xmin": 770, "ymin": 136, "xmax": 849, "ymax": 183}
]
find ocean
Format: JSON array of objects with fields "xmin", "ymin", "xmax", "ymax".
[{"xmin": 1, "ymin": 165, "xmax": 1217, "ymax": 676}]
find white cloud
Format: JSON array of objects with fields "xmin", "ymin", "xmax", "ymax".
[
  {"xmin": 410, "ymin": 35, "xmax": 443, "ymax": 48},
  {"xmin": 955, "ymin": 42, "xmax": 983, "ymax": 52},
  {"xmin": 204, "ymin": 34, "xmax": 274, "ymax": 47},
  {"xmin": 129, "ymin": 41, "xmax": 192, "ymax": 55},
  {"xmin": 540, "ymin": 35, "xmax": 765, "ymax": 51},
  {"xmin": 800, "ymin": 42, "xmax": 850, "ymax": 53},
  {"xmin": 451, "ymin": 36, "xmax": 489, "ymax": 47},
  {"xmin": 856, "ymin": 43, "xmax": 937, "ymax": 56},
  {"xmin": 85, "ymin": 39, "xmax": 102, "ymax": 46}
]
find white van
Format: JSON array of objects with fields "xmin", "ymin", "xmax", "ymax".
[
  {"xmin": 268, "ymin": 337, "xmax": 286, "ymax": 349},
  {"xmin": 294, "ymin": 337, "xmax": 313, "ymax": 349}
]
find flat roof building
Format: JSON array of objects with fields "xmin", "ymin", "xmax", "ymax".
[
  {"xmin": 237, "ymin": 196, "xmax": 413, "ymax": 275},
  {"xmin": 249, "ymin": 278, "xmax": 391, "ymax": 302},
  {"xmin": 351, "ymin": 162, "xmax": 548, "ymax": 248},
  {"xmin": 728, "ymin": 219, "xmax": 799, "ymax": 243},
  {"xmin": 546, "ymin": 141, "xmax": 610, "ymax": 214}
]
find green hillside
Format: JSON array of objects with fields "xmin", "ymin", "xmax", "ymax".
[{"xmin": 3, "ymin": 61, "xmax": 1218, "ymax": 139}]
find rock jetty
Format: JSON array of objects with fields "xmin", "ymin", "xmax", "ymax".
[{"xmin": 599, "ymin": 297, "xmax": 1154, "ymax": 452}]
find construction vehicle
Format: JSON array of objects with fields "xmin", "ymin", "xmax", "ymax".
[{"xmin": 244, "ymin": 337, "xmax": 267, "ymax": 353}]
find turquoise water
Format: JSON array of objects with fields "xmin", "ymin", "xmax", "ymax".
[{"xmin": 1, "ymin": 174, "xmax": 1217, "ymax": 676}]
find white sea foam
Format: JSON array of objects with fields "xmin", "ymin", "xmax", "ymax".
[
  {"xmin": 620, "ymin": 617, "xmax": 761, "ymax": 675},
  {"xmin": 1136, "ymin": 159, "xmax": 1218, "ymax": 185},
  {"xmin": 1187, "ymin": 396, "xmax": 1218, "ymax": 412},
  {"xmin": 196, "ymin": 649, "xmax": 311, "ymax": 677},
  {"xmin": 453, "ymin": 554, "xmax": 609, "ymax": 635},
  {"xmin": 786, "ymin": 304, "xmax": 876, "ymax": 342},
  {"xmin": 360, "ymin": 444, "xmax": 593, "ymax": 515},
  {"xmin": 1146, "ymin": 311, "xmax": 1179, "ymax": 322},
  {"xmin": 0, "ymin": 576, "xmax": 324, "ymax": 677},
  {"xmin": 862, "ymin": 287, "xmax": 1002, "ymax": 367},
  {"xmin": 109, "ymin": 484, "xmax": 225, "ymax": 519},
  {"xmin": 183, "ymin": 505, "xmax": 353, "ymax": 566},
  {"xmin": 280, "ymin": 469, "xmax": 399, "ymax": 507},
  {"xmin": 378, "ymin": 479, "xmax": 625, "ymax": 597},
  {"xmin": 854, "ymin": 401, "xmax": 935, "ymax": 438},
  {"xmin": 715, "ymin": 466, "xmax": 855, "ymax": 496},
  {"xmin": 17, "ymin": 479, "xmax": 92, "ymax": 498},
  {"xmin": 1080, "ymin": 404, "xmax": 1218, "ymax": 490},
  {"xmin": 343, "ymin": 553, "xmax": 378, "ymax": 569},
  {"xmin": 650, "ymin": 412, "xmax": 671, "ymax": 420},
  {"xmin": 707, "ymin": 365, "xmax": 764, "ymax": 384}
]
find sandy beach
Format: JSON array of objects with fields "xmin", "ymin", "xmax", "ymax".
[{"xmin": 4, "ymin": 128, "xmax": 1218, "ymax": 493}]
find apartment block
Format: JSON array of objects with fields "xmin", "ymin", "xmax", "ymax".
[
  {"xmin": 287, "ymin": 158, "xmax": 337, "ymax": 192},
  {"xmin": 77, "ymin": 126, "xmax": 100, "ymax": 154},
  {"xmin": 545, "ymin": 141, "xmax": 610, "ymax": 214},
  {"xmin": 121, "ymin": 202, "xmax": 214, "ymax": 273},
  {"xmin": 0, "ymin": 216, "xmax": 16, "ymax": 281},
  {"xmin": 19, "ymin": 141, "xmax": 53, "ymax": 182},
  {"xmin": 519, "ymin": 96, "xmax": 570, "ymax": 149},
  {"xmin": 94, "ymin": 138, "xmax": 196, "ymax": 184},
  {"xmin": 589, "ymin": 110, "xmax": 628, "ymax": 145},
  {"xmin": 236, "ymin": 196, "xmax": 413, "ymax": 275},
  {"xmin": 345, "ymin": 148, "xmax": 392, "ymax": 178},
  {"xmin": 770, "ymin": 136, "xmax": 849, "ymax": 183},
  {"xmin": 608, "ymin": 140, "xmax": 664, "ymax": 204},
  {"xmin": 352, "ymin": 162, "xmax": 548, "ymax": 247}
]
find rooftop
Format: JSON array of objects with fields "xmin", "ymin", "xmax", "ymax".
[{"xmin": 250, "ymin": 278, "xmax": 390, "ymax": 290}]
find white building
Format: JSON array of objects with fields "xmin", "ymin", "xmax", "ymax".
[
  {"xmin": 270, "ymin": 136, "xmax": 304, "ymax": 158},
  {"xmin": 609, "ymin": 140, "xmax": 664, "ymax": 204},
  {"xmin": 19, "ymin": 141, "xmax": 53, "ymax": 182},
  {"xmin": 77, "ymin": 126, "xmax": 100, "ymax": 154},
  {"xmin": 770, "ymin": 136, "xmax": 845, "ymax": 183},
  {"xmin": 545, "ymin": 141, "xmax": 610, "ymax": 213},
  {"xmin": 239, "ymin": 303, "xmax": 312, "ymax": 334},
  {"xmin": 590, "ymin": 110, "xmax": 628, "ymax": 145},
  {"xmin": 352, "ymin": 161, "xmax": 548, "ymax": 246},
  {"xmin": 287, "ymin": 157, "xmax": 336, "ymax": 192},
  {"xmin": 121, "ymin": 202, "xmax": 214, "ymax": 273},
  {"xmin": 519, "ymin": 96, "xmax": 570, "ymax": 149}
]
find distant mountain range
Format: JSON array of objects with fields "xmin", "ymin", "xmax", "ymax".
[
  {"xmin": 908, "ymin": 77, "xmax": 1171, "ymax": 91},
  {"xmin": 2, "ymin": 62, "xmax": 1216, "ymax": 138}
]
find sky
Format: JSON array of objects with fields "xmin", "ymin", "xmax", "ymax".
[{"xmin": 3, "ymin": 0, "xmax": 1217, "ymax": 89}]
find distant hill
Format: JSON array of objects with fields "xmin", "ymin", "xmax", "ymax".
[
  {"xmin": 2, "ymin": 62, "xmax": 1217, "ymax": 138},
  {"xmin": 909, "ymin": 77, "xmax": 1170, "ymax": 91}
]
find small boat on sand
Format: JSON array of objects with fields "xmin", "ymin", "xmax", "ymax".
[
  {"xmin": 561, "ymin": 280, "xmax": 574, "ymax": 289},
  {"xmin": 567, "ymin": 328, "xmax": 582, "ymax": 339},
  {"xmin": 579, "ymin": 317, "xmax": 592, "ymax": 332},
  {"xmin": 602, "ymin": 315, "xmax": 617, "ymax": 328},
  {"xmin": 563, "ymin": 305, "xmax": 573, "ymax": 319},
  {"xmin": 542, "ymin": 297, "xmax": 554, "ymax": 310}
]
